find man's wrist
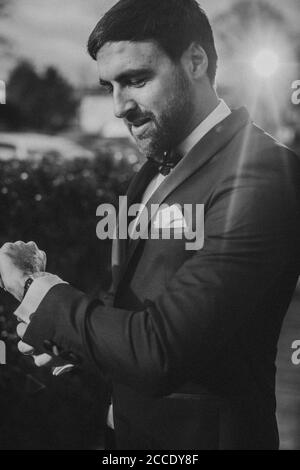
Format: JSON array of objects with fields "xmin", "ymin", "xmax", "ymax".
[
  {"xmin": 14, "ymin": 274, "xmax": 68, "ymax": 324},
  {"xmin": 31, "ymin": 271, "xmax": 48, "ymax": 279}
]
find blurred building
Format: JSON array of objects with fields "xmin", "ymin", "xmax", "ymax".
[
  {"xmin": 78, "ymin": 87, "xmax": 129, "ymax": 138},
  {"xmin": 0, "ymin": 132, "xmax": 94, "ymax": 160}
]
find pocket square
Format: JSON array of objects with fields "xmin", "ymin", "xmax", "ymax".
[{"xmin": 153, "ymin": 205, "xmax": 187, "ymax": 229}]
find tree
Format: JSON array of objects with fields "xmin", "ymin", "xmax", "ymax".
[
  {"xmin": 213, "ymin": 0, "xmax": 298, "ymax": 137},
  {"xmin": 215, "ymin": 0, "xmax": 287, "ymax": 55},
  {"xmin": 0, "ymin": 0, "xmax": 10, "ymax": 53},
  {"xmin": 4, "ymin": 61, "xmax": 79, "ymax": 132}
]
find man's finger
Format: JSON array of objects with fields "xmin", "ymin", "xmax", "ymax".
[
  {"xmin": 33, "ymin": 353, "xmax": 52, "ymax": 367},
  {"xmin": 18, "ymin": 340, "xmax": 35, "ymax": 355},
  {"xmin": 16, "ymin": 322, "xmax": 28, "ymax": 339},
  {"xmin": 40, "ymin": 250, "xmax": 47, "ymax": 266},
  {"xmin": 27, "ymin": 241, "xmax": 38, "ymax": 248},
  {"xmin": 15, "ymin": 240, "xmax": 25, "ymax": 246},
  {"xmin": 1, "ymin": 242, "xmax": 13, "ymax": 251}
]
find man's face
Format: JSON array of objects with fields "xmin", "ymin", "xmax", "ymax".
[{"xmin": 97, "ymin": 41, "xmax": 194, "ymax": 158}]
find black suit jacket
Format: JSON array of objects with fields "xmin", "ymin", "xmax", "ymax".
[{"xmin": 23, "ymin": 108, "xmax": 300, "ymax": 449}]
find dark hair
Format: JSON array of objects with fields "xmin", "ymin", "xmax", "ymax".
[{"xmin": 87, "ymin": 0, "xmax": 218, "ymax": 85}]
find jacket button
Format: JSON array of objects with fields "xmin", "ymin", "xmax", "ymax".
[
  {"xmin": 43, "ymin": 339, "xmax": 55, "ymax": 352},
  {"xmin": 59, "ymin": 351, "xmax": 80, "ymax": 364}
]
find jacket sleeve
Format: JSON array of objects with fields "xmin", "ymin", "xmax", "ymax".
[{"xmin": 22, "ymin": 149, "xmax": 300, "ymax": 397}]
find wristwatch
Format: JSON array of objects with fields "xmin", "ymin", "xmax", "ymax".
[{"xmin": 23, "ymin": 277, "xmax": 34, "ymax": 300}]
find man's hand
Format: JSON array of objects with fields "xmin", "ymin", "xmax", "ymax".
[
  {"xmin": 0, "ymin": 241, "xmax": 46, "ymax": 301},
  {"xmin": 16, "ymin": 322, "xmax": 74, "ymax": 375},
  {"xmin": 16, "ymin": 321, "xmax": 53, "ymax": 367},
  {"xmin": 0, "ymin": 242, "xmax": 72, "ymax": 375}
]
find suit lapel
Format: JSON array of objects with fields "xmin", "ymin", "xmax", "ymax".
[
  {"xmin": 116, "ymin": 107, "xmax": 251, "ymax": 290},
  {"xmin": 111, "ymin": 159, "xmax": 158, "ymax": 287}
]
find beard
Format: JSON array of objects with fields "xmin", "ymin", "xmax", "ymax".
[{"xmin": 125, "ymin": 67, "xmax": 194, "ymax": 159}]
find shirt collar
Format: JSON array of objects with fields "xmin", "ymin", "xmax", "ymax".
[{"xmin": 178, "ymin": 99, "xmax": 231, "ymax": 157}]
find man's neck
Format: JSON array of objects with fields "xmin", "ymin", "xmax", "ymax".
[{"xmin": 186, "ymin": 89, "xmax": 220, "ymax": 138}]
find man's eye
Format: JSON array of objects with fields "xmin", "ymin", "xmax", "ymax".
[
  {"xmin": 101, "ymin": 84, "xmax": 113, "ymax": 94},
  {"xmin": 130, "ymin": 79, "xmax": 146, "ymax": 88}
]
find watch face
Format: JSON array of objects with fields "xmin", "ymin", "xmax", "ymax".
[{"xmin": 23, "ymin": 277, "xmax": 34, "ymax": 299}]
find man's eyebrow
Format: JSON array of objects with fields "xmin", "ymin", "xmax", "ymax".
[{"xmin": 99, "ymin": 68, "xmax": 152, "ymax": 86}]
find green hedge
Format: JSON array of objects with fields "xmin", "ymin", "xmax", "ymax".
[{"xmin": 0, "ymin": 149, "xmax": 135, "ymax": 449}]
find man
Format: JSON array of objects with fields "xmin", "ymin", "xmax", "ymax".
[{"xmin": 0, "ymin": 0, "xmax": 299, "ymax": 450}]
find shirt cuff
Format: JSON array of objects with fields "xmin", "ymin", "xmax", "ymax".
[
  {"xmin": 14, "ymin": 274, "xmax": 68, "ymax": 324},
  {"xmin": 106, "ymin": 403, "xmax": 115, "ymax": 430}
]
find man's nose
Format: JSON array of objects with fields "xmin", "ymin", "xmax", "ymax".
[{"xmin": 113, "ymin": 88, "xmax": 136, "ymax": 119}]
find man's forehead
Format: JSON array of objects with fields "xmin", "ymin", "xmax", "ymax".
[{"xmin": 96, "ymin": 40, "xmax": 167, "ymax": 75}]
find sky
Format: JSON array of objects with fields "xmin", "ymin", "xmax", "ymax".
[{"xmin": 0, "ymin": 0, "xmax": 299, "ymax": 87}]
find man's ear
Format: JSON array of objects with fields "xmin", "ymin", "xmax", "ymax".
[{"xmin": 181, "ymin": 42, "xmax": 208, "ymax": 80}]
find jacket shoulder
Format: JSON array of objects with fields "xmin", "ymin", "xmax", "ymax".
[{"xmin": 219, "ymin": 121, "xmax": 300, "ymax": 179}]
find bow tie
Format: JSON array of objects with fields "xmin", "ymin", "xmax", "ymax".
[{"xmin": 147, "ymin": 149, "xmax": 182, "ymax": 176}]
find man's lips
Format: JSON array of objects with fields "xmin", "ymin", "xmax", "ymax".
[{"xmin": 129, "ymin": 118, "xmax": 152, "ymax": 137}]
